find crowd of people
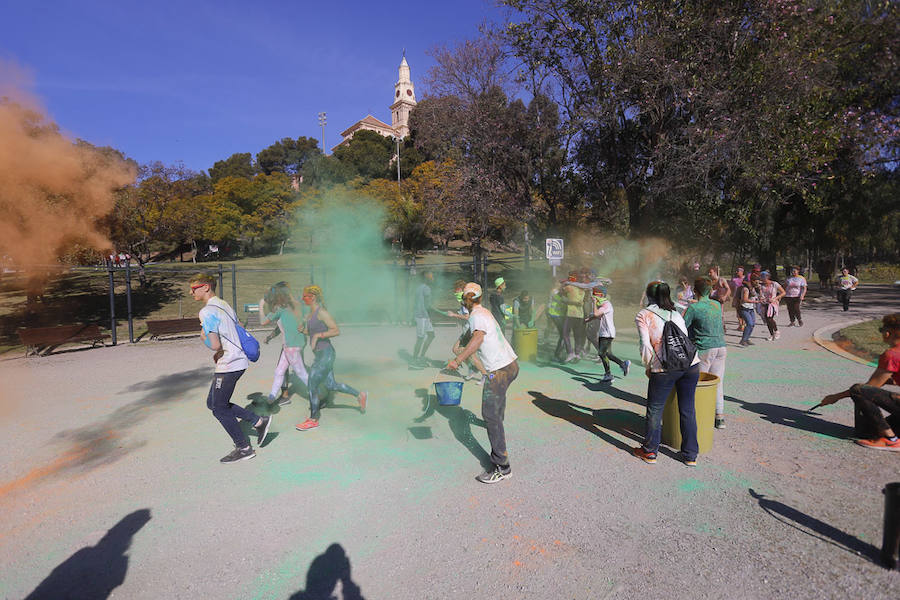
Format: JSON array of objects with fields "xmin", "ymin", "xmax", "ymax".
[{"xmin": 186, "ymin": 258, "xmax": 896, "ymax": 477}]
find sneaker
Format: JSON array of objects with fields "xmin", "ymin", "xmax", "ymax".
[
  {"xmin": 220, "ymin": 446, "xmax": 255, "ymax": 463},
  {"xmin": 564, "ymin": 353, "xmax": 578, "ymax": 363},
  {"xmin": 683, "ymin": 455, "xmax": 698, "ymax": 467},
  {"xmin": 855, "ymin": 437, "xmax": 900, "ymax": 451},
  {"xmin": 600, "ymin": 373, "xmax": 614, "ymax": 383},
  {"xmin": 787, "ymin": 322, "xmax": 795, "ymax": 327},
  {"xmin": 358, "ymin": 391, "xmax": 367, "ymax": 414},
  {"xmin": 632, "ymin": 447, "xmax": 657, "ymax": 464},
  {"xmin": 278, "ymin": 396, "xmax": 292, "ymax": 406},
  {"xmin": 774, "ymin": 331, "xmax": 781, "ymax": 340},
  {"xmin": 715, "ymin": 416, "xmax": 726, "ymax": 429},
  {"xmin": 475, "ymin": 464, "xmax": 511, "ymax": 484},
  {"xmin": 266, "ymin": 394, "xmax": 278, "ymax": 405},
  {"xmin": 622, "ymin": 359, "xmax": 631, "ymax": 377},
  {"xmin": 766, "ymin": 336, "xmax": 774, "ymax": 342},
  {"xmin": 255, "ymin": 416, "xmax": 273, "ymax": 445},
  {"xmin": 296, "ymin": 418, "xmax": 319, "ymax": 431},
  {"xmin": 798, "ymin": 319, "xmax": 803, "ymax": 327}
]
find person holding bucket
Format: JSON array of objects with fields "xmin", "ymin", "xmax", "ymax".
[{"xmin": 448, "ymin": 282, "xmax": 519, "ymax": 484}]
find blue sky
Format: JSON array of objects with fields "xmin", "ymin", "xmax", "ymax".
[{"xmin": 1, "ymin": 0, "xmax": 509, "ymax": 172}]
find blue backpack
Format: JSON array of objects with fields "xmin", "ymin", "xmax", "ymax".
[{"xmin": 215, "ymin": 307, "xmax": 261, "ymax": 362}]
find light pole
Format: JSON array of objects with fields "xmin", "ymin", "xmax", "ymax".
[
  {"xmin": 391, "ymin": 135, "xmax": 401, "ymax": 192},
  {"xmin": 318, "ymin": 112, "xmax": 327, "ymax": 153}
]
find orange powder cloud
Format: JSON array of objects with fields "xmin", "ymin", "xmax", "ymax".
[{"xmin": 0, "ymin": 59, "xmax": 136, "ymax": 267}]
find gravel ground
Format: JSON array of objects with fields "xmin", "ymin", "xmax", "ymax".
[{"xmin": 0, "ymin": 285, "xmax": 898, "ymax": 599}]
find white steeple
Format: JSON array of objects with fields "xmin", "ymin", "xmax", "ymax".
[{"xmin": 391, "ymin": 52, "xmax": 416, "ymax": 138}]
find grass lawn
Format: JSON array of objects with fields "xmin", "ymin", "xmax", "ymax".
[
  {"xmin": 836, "ymin": 319, "xmax": 883, "ymax": 363},
  {"xmin": 0, "ymin": 250, "xmax": 546, "ymax": 355}
]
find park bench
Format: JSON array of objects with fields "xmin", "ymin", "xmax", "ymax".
[
  {"xmin": 145, "ymin": 318, "xmax": 199, "ymax": 340},
  {"xmin": 18, "ymin": 324, "xmax": 110, "ymax": 357}
]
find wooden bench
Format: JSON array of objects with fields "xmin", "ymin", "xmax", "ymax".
[
  {"xmin": 18, "ymin": 324, "xmax": 110, "ymax": 357},
  {"xmin": 146, "ymin": 318, "xmax": 199, "ymax": 340}
]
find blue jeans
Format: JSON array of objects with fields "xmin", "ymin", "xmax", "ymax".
[
  {"xmin": 206, "ymin": 370, "xmax": 259, "ymax": 448},
  {"xmin": 642, "ymin": 364, "xmax": 701, "ymax": 460},
  {"xmin": 738, "ymin": 308, "xmax": 755, "ymax": 343}
]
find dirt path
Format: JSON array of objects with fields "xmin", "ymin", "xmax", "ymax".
[{"xmin": 0, "ymin": 286, "xmax": 898, "ymax": 599}]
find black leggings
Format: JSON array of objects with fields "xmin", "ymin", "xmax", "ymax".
[{"xmin": 595, "ymin": 337, "xmax": 626, "ymax": 374}]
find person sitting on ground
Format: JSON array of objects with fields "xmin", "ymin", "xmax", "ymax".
[
  {"xmin": 819, "ymin": 313, "xmax": 900, "ymax": 451},
  {"xmin": 683, "ymin": 277, "xmax": 728, "ymax": 429}
]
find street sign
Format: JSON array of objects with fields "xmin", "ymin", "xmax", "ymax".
[{"xmin": 546, "ymin": 238, "xmax": 564, "ymax": 260}]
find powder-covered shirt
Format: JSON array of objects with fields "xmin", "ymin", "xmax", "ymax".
[
  {"xmin": 200, "ymin": 297, "xmax": 250, "ymax": 373},
  {"xmin": 839, "ymin": 274, "xmax": 859, "ymax": 290},
  {"xmin": 564, "ymin": 284, "xmax": 585, "ymax": 318},
  {"xmin": 413, "ymin": 283, "xmax": 432, "ymax": 319},
  {"xmin": 635, "ymin": 305, "xmax": 700, "ymax": 373},
  {"xmin": 265, "ymin": 305, "xmax": 306, "ymax": 349},
  {"xmin": 683, "ymin": 297, "xmax": 726, "ymax": 352},
  {"xmin": 468, "ymin": 305, "xmax": 517, "ymax": 372},
  {"xmin": 878, "ymin": 346, "xmax": 900, "ymax": 387},
  {"xmin": 784, "ymin": 276, "xmax": 807, "ymax": 298},
  {"xmin": 593, "ymin": 299, "xmax": 616, "ymax": 338}
]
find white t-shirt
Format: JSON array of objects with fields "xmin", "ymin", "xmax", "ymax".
[
  {"xmin": 468, "ymin": 305, "xmax": 517, "ymax": 372},
  {"xmin": 594, "ymin": 300, "xmax": 616, "ymax": 338},
  {"xmin": 200, "ymin": 297, "xmax": 250, "ymax": 373},
  {"xmin": 839, "ymin": 274, "xmax": 858, "ymax": 290}
]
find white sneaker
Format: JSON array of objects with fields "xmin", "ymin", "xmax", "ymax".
[
  {"xmin": 766, "ymin": 336, "xmax": 774, "ymax": 342},
  {"xmin": 774, "ymin": 331, "xmax": 781, "ymax": 340}
]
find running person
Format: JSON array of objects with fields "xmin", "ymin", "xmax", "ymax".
[
  {"xmin": 758, "ymin": 271, "xmax": 785, "ymax": 341},
  {"xmin": 783, "ymin": 266, "xmax": 807, "ymax": 326},
  {"xmin": 836, "ymin": 268, "xmax": 859, "ymax": 311},
  {"xmin": 448, "ymin": 282, "xmax": 519, "ymax": 484},
  {"xmin": 190, "ymin": 274, "xmax": 271, "ymax": 463},
  {"xmin": 259, "ymin": 282, "xmax": 309, "ymax": 406},
  {"xmin": 411, "ymin": 271, "xmax": 438, "ymax": 367},
  {"xmin": 295, "ymin": 285, "xmax": 367, "ymax": 431},
  {"xmin": 584, "ymin": 286, "xmax": 630, "ymax": 383}
]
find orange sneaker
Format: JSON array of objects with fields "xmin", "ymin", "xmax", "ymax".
[
  {"xmin": 855, "ymin": 437, "xmax": 900, "ymax": 451},
  {"xmin": 295, "ymin": 418, "xmax": 319, "ymax": 431},
  {"xmin": 358, "ymin": 391, "xmax": 367, "ymax": 414},
  {"xmin": 632, "ymin": 446, "xmax": 657, "ymax": 463}
]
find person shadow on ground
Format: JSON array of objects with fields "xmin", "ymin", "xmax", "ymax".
[
  {"xmin": 25, "ymin": 508, "xmax": 151, "ymax": 600},
  {"xmin": 288, "ymin": 543, "xmax": 365, "ymax": 600},
  {"xmin": 749, "ymin": 489, "xmax": 880, "ymax": 562},
  {"xmin": 529, "ymin": 391, "xmax": 655, "ymax": 457},
  {"xmin": 413, "ymin": 388, "xmax": 493, "ymax": 470},
  {"xmin": 729, "ymin": 396, "xmax": 855, "ymax": 439}
]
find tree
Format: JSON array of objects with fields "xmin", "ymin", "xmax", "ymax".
[
  {"xmin": 208, "ymin": 152, "xmax": 255, "ymax": 182},
  {"xmin": 256, "ymin": 136, "xmax": 321, "ymax": 175},
  {"xmin": 331, "ymin": 130, "xmax": 396, "ymax": 180}
]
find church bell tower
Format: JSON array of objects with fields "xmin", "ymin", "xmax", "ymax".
[{"xmin": 390, "ymin": 53, "xmax": 417, "ymax": 139}]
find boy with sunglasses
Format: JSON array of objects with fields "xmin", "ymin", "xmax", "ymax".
[
  {"xmin": 820, "ymin": 313, "xmax": 900, "ymax": 450},
  {"xmin": 190, "ymin": 274, "xmax": 272, "ymax": 462}
]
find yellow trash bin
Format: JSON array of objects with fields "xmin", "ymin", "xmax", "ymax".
[
  {"xmin": 512, "ymin": 328, "xmax": 538, "ymax": 362},
  {"xmin": 661, "ymin": 372, "xmax": 719, "ymax": 454}
]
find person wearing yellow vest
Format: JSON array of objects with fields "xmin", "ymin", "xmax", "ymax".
[{"xmin": 547, "ymin": 276, "xmax": 571, "ymax": 361}]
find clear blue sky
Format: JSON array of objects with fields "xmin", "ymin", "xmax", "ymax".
[{"xmin": 1, "ymin": 0, "xmax": 508, "ymax": 172}]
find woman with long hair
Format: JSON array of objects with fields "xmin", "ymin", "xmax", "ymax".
[
  {"xmin": 757, "ymin": 271, "xmax": 785, "ymax": 341},
  {"xmin": 737, "ymin": 276, "xmax": 760, "ymax": 346},
  {"xmin": 633, "ymin": 281, "xmax": 701, "ymax": 466},
  {"xmin": 295, "ymin": 285, "xmax": 367, "ymax": 431},
  {"xmin": 259, "ymin": 282, "xmax": 309, "ymax": 406}
]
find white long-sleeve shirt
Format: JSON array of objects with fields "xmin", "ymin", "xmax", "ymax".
[{"xmin": 635, "ymin": 305, "xmax": 700, "ymax": 373}]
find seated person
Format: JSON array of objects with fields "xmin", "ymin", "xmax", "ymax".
[{"xmin": 820, "ymin": 313, "xmax": 900, "ymax": 450}]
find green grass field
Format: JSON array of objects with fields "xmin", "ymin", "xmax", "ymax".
[{"xmin": 836, "ymin": 319, "xmax": 883, "ymax": 363}]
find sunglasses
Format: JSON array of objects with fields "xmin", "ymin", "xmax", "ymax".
[{"xmin": 190, "ymin": 284, "xmax": 207, "ymax": 292}]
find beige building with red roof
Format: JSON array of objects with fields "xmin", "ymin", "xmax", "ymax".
[{"xmin": 334, "ymin": 55, "xmax": 417, "ymax": 151}]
